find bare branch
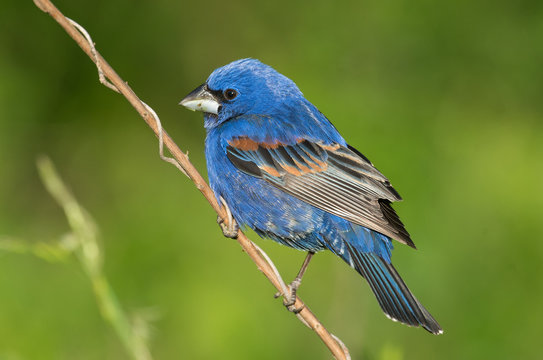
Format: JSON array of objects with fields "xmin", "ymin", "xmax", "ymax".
[{"xmin": 32, "ymin": 1, "xmax": 350, "ymax": 358}]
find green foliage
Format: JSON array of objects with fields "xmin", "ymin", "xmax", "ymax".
[{"xmin": 1, "ymin": 0, "xmax": 542, "ymax": 359}]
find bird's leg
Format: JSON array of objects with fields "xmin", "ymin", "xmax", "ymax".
[
  {"xmin": 276, "ymin": 251, "xmax": 315, "ymax": 313},
  {"xmin": 217, "ymin": 196, "xmax": 238, "ymax": 239}
]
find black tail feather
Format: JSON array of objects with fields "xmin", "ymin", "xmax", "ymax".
[{"xmin": 343, "ymin": 243, "xmax": 443, "ymax": 335}]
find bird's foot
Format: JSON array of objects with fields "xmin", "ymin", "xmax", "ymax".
[
  {"xmin": 217, "ymin": 215, "xmax": 238, "ymax": 239},
  {"xmin": 274, "ymin": 251, "xmax": 314, "ymax": 314},
  {"xmin": 217, "ymin": 196, "xmax": 238, "ymax": 239},
  {"xmin": 274, "ymin": 278, "xmax": 305, "ymax": 314}
]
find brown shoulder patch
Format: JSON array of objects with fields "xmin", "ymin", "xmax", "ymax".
[
  {"xmin": 228, "ymin": 137, "xmax": 289, "ymax": 151},
  {"xmin": 228, "ymin": 137, "xmax": 259, "ymax": 151}
]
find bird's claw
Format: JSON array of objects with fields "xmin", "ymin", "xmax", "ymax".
[
  {"xmin": 217, "ymin": 215, "xmax": 238, "ymax": 239},
  {"xmin": 274, "ymin": 279, "xmax": 304, "ymax": 314},
  {"xmin": 274, "ymin": 252, "xmax": 314, "ymax": 314},
  {"xmin": 217, "ymin": 196, "xmax": 238, "ymax": 239}
]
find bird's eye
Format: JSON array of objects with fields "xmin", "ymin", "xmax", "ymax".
[{"xmin": 224, "ymin": 88, "xmax": 238, "ymax": 100}]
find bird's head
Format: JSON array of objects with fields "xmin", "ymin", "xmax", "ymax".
[{"xmin": 180, "ymin": 58, "xmax": 302, "ymax": 129}]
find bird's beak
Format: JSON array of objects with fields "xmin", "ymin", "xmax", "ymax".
[{"xmin": 179, "ymin": 83, "xmax": 220, "ymax": 115}]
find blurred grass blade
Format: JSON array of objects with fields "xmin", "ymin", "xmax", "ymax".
[{"xmin": 34, "ymin": 155, "xmax": 153, "ymax": 360}]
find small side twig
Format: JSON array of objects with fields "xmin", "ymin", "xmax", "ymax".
[
  {"xmin": 32, "ymin": 1, "xmax": 350, "ymax": 358},
  {"xmin": 65, "ymin": 16, "xmax": 188, "ymax": 177}
]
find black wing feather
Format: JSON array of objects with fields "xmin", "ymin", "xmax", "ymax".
[{"xmin": 226, "ymin": 138, "xmax": 414, "ymax": 247}]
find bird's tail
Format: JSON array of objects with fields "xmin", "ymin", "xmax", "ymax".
[{"xmin": 327, "ymin": 240, "xmax": 443, "ymax": 335}]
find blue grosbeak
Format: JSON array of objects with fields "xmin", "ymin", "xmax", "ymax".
[{"xmin": 180, "ymin": 59, "xmax": 442, "ymax": 334}]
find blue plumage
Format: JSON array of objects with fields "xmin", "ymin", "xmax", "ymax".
[{"xmin": 181, "ymin": 58, "xmax": 442, "ymax": 334}]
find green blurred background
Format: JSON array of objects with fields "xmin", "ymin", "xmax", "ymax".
[{"xmin": 1, "ymin": 0, "xmax": 542, "ymax": 359}]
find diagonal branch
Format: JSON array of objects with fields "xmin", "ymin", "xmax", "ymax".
[{"xmin": 32, "ymin": 1, "xmax": 350, "ymax": 358}]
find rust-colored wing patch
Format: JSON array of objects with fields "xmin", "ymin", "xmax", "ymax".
[{"xmin": 227, "ymin": 137, "xmax": 328, "ymax": 178}]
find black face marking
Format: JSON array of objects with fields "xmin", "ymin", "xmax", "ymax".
[
  {"xmin": 206, "ymin": 84, "xmax": 238, "ymax": 103},
  {"xmin": 205, "ymin": 84, "xmax": 227, "ymax": 103}
]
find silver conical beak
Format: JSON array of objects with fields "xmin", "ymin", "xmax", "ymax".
[{"xmin": 179, "ymin": 83, "xmax": 220, "ymax": 115}]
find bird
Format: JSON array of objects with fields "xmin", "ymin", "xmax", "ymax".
[{"xmin": 180, "ymin": 58, "xmax": 442, "ymax": 335}]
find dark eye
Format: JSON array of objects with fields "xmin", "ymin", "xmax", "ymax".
[{"xmin": 224, "ymin": 88, "xmax": 238, "ymax": 100}]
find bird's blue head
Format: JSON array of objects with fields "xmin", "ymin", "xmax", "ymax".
[{"xmin": 180, "ymin": 59, "xmax": 303, "ymax": 129}]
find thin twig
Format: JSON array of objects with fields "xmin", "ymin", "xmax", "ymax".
[
  {"xmin": 66, "ymin": 15, "xmax": 187, "ymax": 177},
  {"xmin": 32, "ymin": 1, "xmax": 349, "ymax": 358}
]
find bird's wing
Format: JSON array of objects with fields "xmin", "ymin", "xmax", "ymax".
[{"xmin": 226, "ymin": 136, "xmax": 415, "ymax": 247}]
